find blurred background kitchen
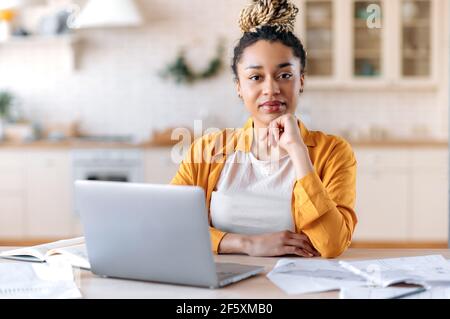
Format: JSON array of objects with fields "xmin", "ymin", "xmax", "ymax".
[{"xmin": 0, "ymin": 0, "xmax": 448, "ymax": 248}]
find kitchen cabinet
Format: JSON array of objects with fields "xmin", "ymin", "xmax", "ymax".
[
  {"xmin": 24, "ymin": 150, "xmax": 74, "ymax": 238},
  {"xmin": 303, "ymin": 0, "xmax": 334, "ymax": 76},
  {"xmin": 0, "ymin": 151, "xmax": 26, "ymax": 238},
  {"xmin": 0, "ymin": 146, "xmax": 447, "ymax": 245},
  {"xmin": 0, "ymin": 196, "xmax": 25, "ymax": 238},
  {"xmin": 296, "ymin": 0, "xmax": 442, "ymax": 89},
  {"xmin": 0, "ymin": 149, "xmax": 76, "ymax": 242},
  {"xmin": 0, "ymin": 147, "xmax": 180, "ymax": 242},
  {"xmin": 144, "ymin": 148, "xmax": 180, "ymax": 184},
  {"xmin": 410, "ymin": 149, "xmax": 448, "ymax": 240},
  {"xmin": 352, "ymin": 147, "xmax": 448, "ymax": 243},
  {"xmin": 353, "ymin": 0, "xmax": 383, "ymax": 77},
  {"xmin": 401, "ymin": 0, "xmax": 432, "ymax": 77},
  {"xmin": 355, "ymin": 166, "xmax": 410, "ymax": 241}
]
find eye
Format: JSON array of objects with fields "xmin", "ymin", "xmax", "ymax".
[
  {"xmin": 279, "ymin": 73, "xmax": 293, "ymax": 79},
  {"xmin": 249, "ymin": 75, "xmax": 261, "ymax": 81}
]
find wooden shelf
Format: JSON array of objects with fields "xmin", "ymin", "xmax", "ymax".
[
  {"xmin": 354, "ymin": 50, "xmax": 381, "ymax": 58},
  {"xmin": 402, "ymin": 19, "xmax": 430, "ymax": 28},
  {"xmin": 402, "ymin": 49, "xmax": 430, "ymax": 59},
  {"xmin": 307, "ymin": 49, "xmax": 333, "ymax": 58},
  {"xmin": 306, "ymin": 21, "xmax": 332, "ymax": 29},
  {"xmin": 354, "ymin": 19, "xmax": 382, "ymax": 28}
]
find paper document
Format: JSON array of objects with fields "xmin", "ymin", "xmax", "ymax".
[
  {"xmin": 340, "ymin": 254, "xmax": 450, "ymax": 286},
  {"xmin": 340, "ymin": 286, "xmax": 450, "ymax": 299},
  {"xmin": 0, "ymin": 258, "xmax": 82, "ymax": 299},
  {"xmin": 0, "ymin": 237, "xmax": 90, "ymax": 269},
  {"xmin": 267, "ymin": 255, "xmax": 450, "ymax": 295},
  {"xmin": 267, "ymin": 258, "xmax": 366, "ymax": 295}
]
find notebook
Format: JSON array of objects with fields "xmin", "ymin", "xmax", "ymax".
[{"xmin": 0, "ymin": 237, "xmax": 90, "ymax": 270}]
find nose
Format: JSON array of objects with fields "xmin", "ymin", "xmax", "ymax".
[{"xmin": 262, "ymin": 77, "xmax": 280, "ymax": 97}]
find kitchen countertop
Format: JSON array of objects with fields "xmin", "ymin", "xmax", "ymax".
[
  {"xmin": 0, "ymin": 139, "xmax": 175, "ymax": 149},
  {"xmin": 0, "ymin": 139, "xmax": 448, "ymax": 149},
  {"xmin": 349, "ymin": 139, "xmax": 448, "ymax": 148}
]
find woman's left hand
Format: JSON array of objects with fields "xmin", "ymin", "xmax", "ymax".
[{"xmin": 268, "ymin": 114, "xmax": 305, "ymax": 152}]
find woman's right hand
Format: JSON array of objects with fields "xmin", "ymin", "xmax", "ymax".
[{"xmin": 243, "ymin": 230, "xmax": 320, "ymax": 257}]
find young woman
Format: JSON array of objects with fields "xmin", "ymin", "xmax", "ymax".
[{"xmin": 171, "ymin": 0, "xmax": 357, "ymax": 258}]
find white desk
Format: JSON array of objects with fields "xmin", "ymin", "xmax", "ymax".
[{"xmin": 1, "ymin": 248, "xmax": 449, "ymax": 298}]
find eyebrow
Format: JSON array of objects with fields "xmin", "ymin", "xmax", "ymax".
[{"xmin": 245, "ymin": 62, "xmax": 293, "ymax": 70}]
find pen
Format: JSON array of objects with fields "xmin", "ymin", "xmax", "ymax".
[
  {"xmin": 338, "ymin": 260, "xmax": 379, "ymax": 285},
  {"xmin": 389, "ymin": 287, "xmax": 427, "ymax": 299}
]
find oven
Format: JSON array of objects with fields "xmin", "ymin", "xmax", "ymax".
[{"xmin": 71, "ymin": 148, "xmax": 145, "ymax": 214}]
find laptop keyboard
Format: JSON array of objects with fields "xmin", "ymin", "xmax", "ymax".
[
  {"xmin": 217, "ymin": 271, "xmax": 237, "ymax": 280},
  {"xmin": 215, "ymin": 262, "xmax": 263, "ymax": 281}
]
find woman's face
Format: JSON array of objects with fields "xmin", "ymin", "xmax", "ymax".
[{"xmin": 236, "ymin": 40, "xmax": 304, "ymax": 128}]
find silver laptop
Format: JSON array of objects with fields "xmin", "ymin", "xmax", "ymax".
[{"xmin": 74, "ymin": 180, "xmax": 264, "ymax": 288}]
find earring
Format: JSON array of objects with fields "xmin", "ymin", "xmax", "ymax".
[{"xmin": 299, "ymin": 88, "xmax": 304, "ymax": 94}]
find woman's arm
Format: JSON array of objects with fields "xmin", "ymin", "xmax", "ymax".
[
  {"xmin": 290, "ymin": 150, "xmax": 357, "ymax": 258},
  {"xmin": 218, "ymin": 231, "xmax": 320, "ymax": 257},
  {"xmin": 269, "ymin": 114, "xmax": 357, "ymax": 258}
]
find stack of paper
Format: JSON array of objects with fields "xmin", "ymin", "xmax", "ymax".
[
  {"xmin": 267, "ymin": 255, "xmax": 450, "ymax": 298},
  {"xmin": 0, "ymin": 257, "xmax": 82, "ymax": 299}
]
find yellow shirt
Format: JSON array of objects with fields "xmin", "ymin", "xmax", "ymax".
[{"xmin": 170, "ymin": 118, "xmax": 357, "ymax": 258}]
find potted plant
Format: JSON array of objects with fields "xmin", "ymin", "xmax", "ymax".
[{"xmin": 0, "ymin": 90, "xmax": 13, "ymax": 141}]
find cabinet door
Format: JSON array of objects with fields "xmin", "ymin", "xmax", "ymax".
[
  {"xmin": 410, "ymin": 171, "xmax": 448, "ymax": 240},
  {"xmin": 0, "ymin": 151, "xmax": 26, "ymax": 239},
  {"xmin": 352, "ymin": 148, "xmax": 410, "ymax": 241},
  {"xmin": 24, "ymin": 151, "xmax": 73, "ymax": 238},
  {"xmin": 400, "ymin": 0, "xmax": 433, "ymax": 77},
  {"xmin": 144, "ymin": 148, "xmax": 180, "ymax": 184},
  {"xmin": 0, "ymin": 151, "xmax": 26, "ymax": 192},
  {"xmin": 304, "ymin": 0, "xmax": 334, "ymax": 77},
  {"xmin": 0, "ymin": 195, "xmax": 25, "ymax": 238},
  {"xmin": 353, "ymin": 169, "xmax": 410, "ymax": 241},
  {"xmin": 410, "ymin": 149, "xmax": 448, "ymax": 240},
  {"xmin": 352, "ymin": 0, "xmax": 384, "ymax": 77}
]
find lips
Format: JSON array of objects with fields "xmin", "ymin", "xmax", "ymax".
[
  {"xmin": 260, "ymin": 100, "xmax": 283, "ymax": 107},
  {"xmin": 259, "ymin": 101, "xmax": 286, "ymax": 113}
]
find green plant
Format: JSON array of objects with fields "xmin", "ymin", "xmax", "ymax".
[
  {"xmin": 159, "ymin": 41, "xmax": 225, "ymax": 85},
  {"xmin": 0, "ymin": 91, "xmax": 13, "ymax": 118}
]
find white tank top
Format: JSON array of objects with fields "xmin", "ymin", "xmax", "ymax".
[{"xmin": 210, "ymin": 150, "xmax": 296, "ymax": 235}]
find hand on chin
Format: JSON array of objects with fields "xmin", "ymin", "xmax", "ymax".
[{"xmin": 257, "ymin": 111, "xmax": 287, "ymax": 126}]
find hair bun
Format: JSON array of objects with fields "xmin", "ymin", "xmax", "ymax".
[{"xmin": 238, "ymin": 0, "xmax": 299, "ymax": 33}]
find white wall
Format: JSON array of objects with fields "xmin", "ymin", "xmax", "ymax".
[{"xmin": 0, "ymin": 0, "xmax": 448, "ymax": 141}]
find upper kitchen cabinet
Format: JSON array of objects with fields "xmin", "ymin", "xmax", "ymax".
[
  {"xmin": 303, "ymin": 0, "xmax": 334, "ymax": 77},
  {"xmin": 401, "ymin": 0, "xmax": 432, "ymax": 77},
  {"xmin": 296, "ymin": 0, "xmax": 442, "ymax": 90},
  {"xmin": 353, "ymin": 0, "xmax": 383, "ymax": 78}
]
